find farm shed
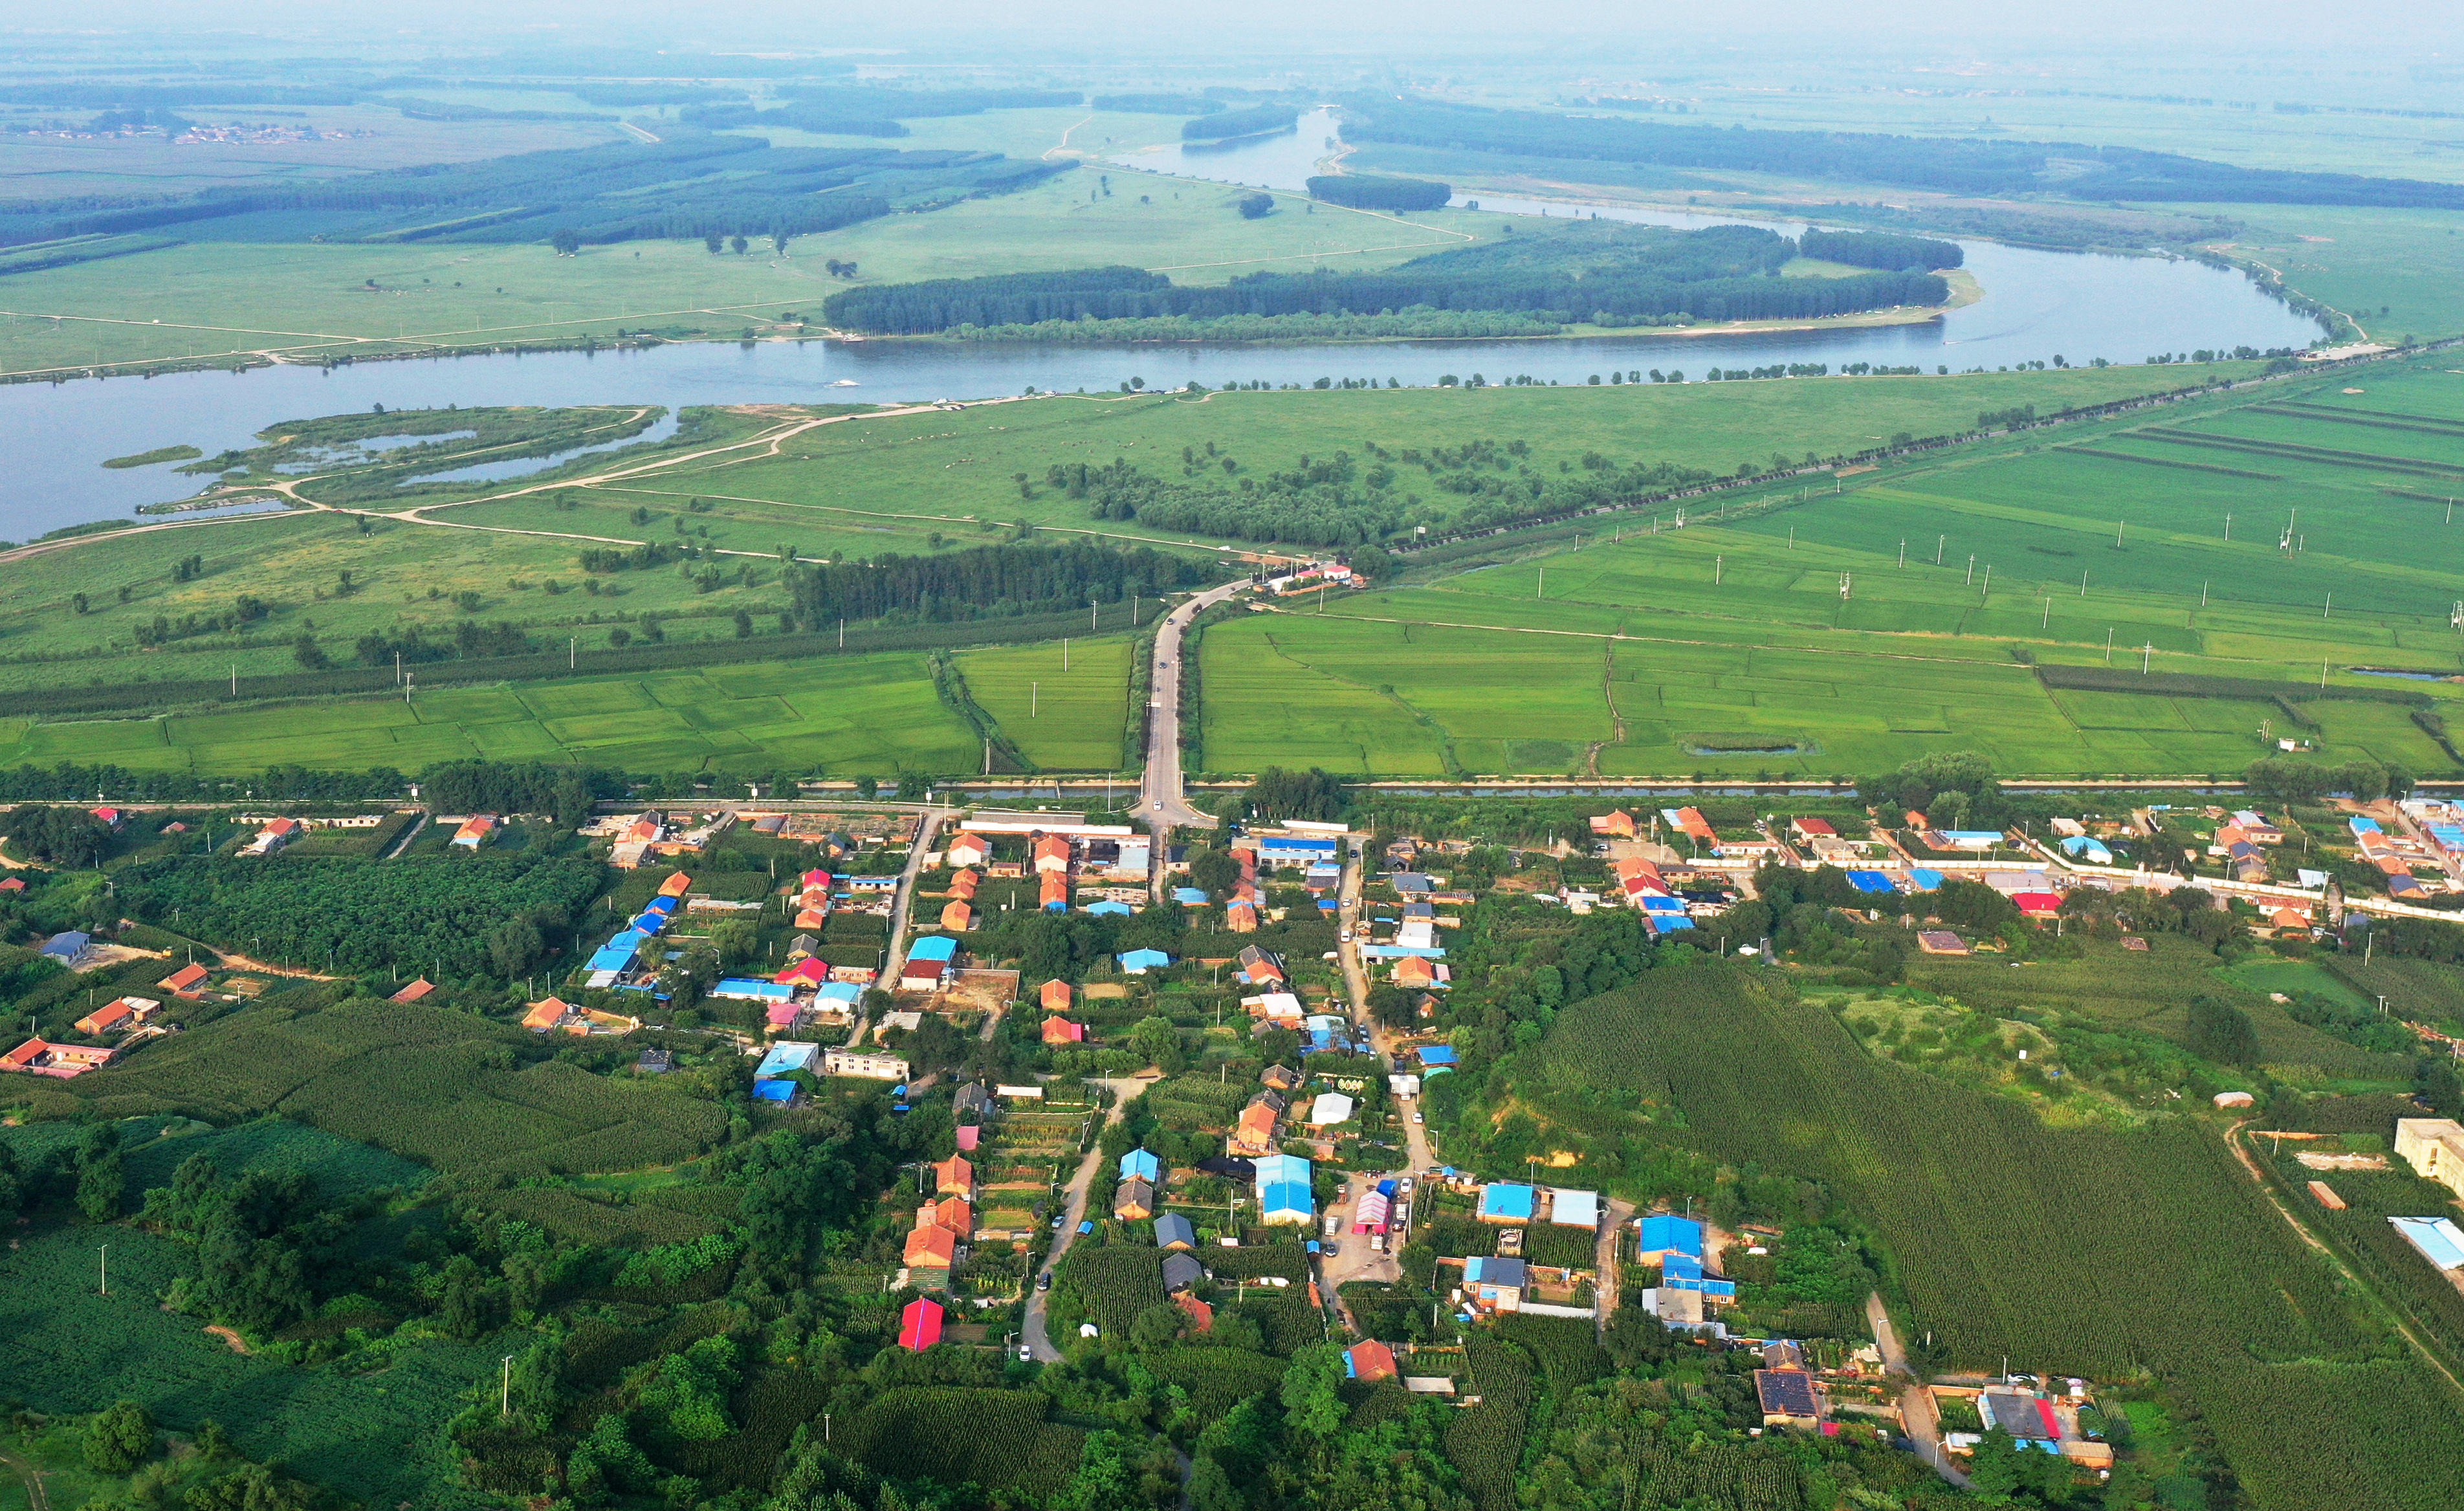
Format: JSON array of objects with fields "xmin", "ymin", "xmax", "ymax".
[
  {"xmin": 2391, "ymin": 1215, "xmax": 2464, "ymax": 1272},
  {"xmin": 1637, "ymin": 1214, "xmax": 1704, "ymax": 1261},
  {"xmin": 898, "ymin": 1297, "xmax": 945, "ymax": 1351},
  {"xmin": 1479, "ymin": 1183, "xmax": 1536, "ymax": 1222},
  {"xmin": 1154, "ymin": 1214, "xmax": 1196, "ymax": 1250},
  {"xmin": 1549, "ymin": 1188, "xmax": 1600, "ymax": 1230}
]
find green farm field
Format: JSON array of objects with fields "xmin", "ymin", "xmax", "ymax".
[
  {"xmin": 0, "ymin": 1222, "xmax": 495, "ymax": 1511},
  {"xmin": 1192, "ymin": 360, "xmax": 2464, "ymax": 777},
  {"xmin": 0, "ymin": 650, "xmax": 985, "ymax": 778},
  {"xmin": 956, "ymin": 635, "xmax": 1135, "ymax": 771}
]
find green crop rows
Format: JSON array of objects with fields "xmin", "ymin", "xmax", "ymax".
[
  {"xmin": 30, "ymin": 1000, "xmax": 726, "ymax": 1179},
  {"xmin": 0, "ymin": 1225, "xmax": 496, "ymax": 1511},
  {"xmin": 837, "ymin": 1387, "xmax": 1083, "ymax": 1497},
  {"xmin": 1534, "ymin": 962, "xmax": 2464, "ymax": 1510}
]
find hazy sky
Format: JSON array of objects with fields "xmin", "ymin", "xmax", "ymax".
[{"xmin": 3, "ymin": 0, "xmax": 2458, "ymax": 54}]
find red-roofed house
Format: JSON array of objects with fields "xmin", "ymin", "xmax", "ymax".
[
  {"xmin": 2, "ymin": 1038, "xmax": 122, "ymax": 1077},
  {"xmin": 1587, "ymin": 809, "xmax": 1636, "ymax": 838},
  {"xmin": 898, "ymin": 1296, "xmax": 945, "ymax": 1351},
  {"xmin": 243, "ymin": 817, "xmax": 302, "ymax": 855},
  {"xmin": 1043, "ymin": 1016, "xmax": 1086, "ymax": 1045},
  {"xmin": 0, "ymin": 877, "xmax": 24, "ymax": 894},
  {"xmin": 947, "ymin": 833, "xmax": 991, "ymax": 868},
  {"xmin": 91, "ymin": 806, "xmax": 124, "ymax": 830},
  {"xmin": 1031, "ymin": 835, "xmax": 1072, "ymax": 874},
  {"xmin": 522, "ymin": 997, "xmax": 580, "ymax": 1032},
  {"xmin": 1225, "ymin": 900, "xmax": 1259, "ymax": 932},
  {"xmin": 776, "ymin": 957, "xmax": 831, "ymax": 987},
  {"xmin": 1346, "ymin": 1340, "xmax": 1398, "ymax": 1382},
  {"xmin": 451, "ymin": 815, "xmax": 498, "ymax": 848},
  {"xmin": 903, "ymin": 1224, "xmax": 958, "ymax": 1270},
  {"xmin": 1393, "ymin": 956, "xmax": 1438, "ymax": 990},
  {"xmin": 391, "ymin": 977, "xmax": 437, "ymax": 1004},
  {"xmin": 1174, "ymin": 1291, "xmax": 1215, "ymax": 1332},
  {"xmin": 1790, "ymin": 817, "xmax": 1837, "ymax": 841},
  {"xmin": 159, "ymin": 962, "xmax": 210, "ymax": 997},
  {"xmin": 1040, "ymin": 873, "xmax": 1069, "ymax": 910},
  {"xmin": 2012, "ymin": 892, "xmax": 2063, "ymax": 918},
  {"xmin": 659, "ymin": 872, "xmax": 694, "ymax": 898},
  {"xmin": 75, "ymin": 996, "xmax": 159, "ymax": 1037},
  {"xmin": 931, "ymin": 1155, "xmax": 975, "ymax": 1200},
  {"xmin": 940, "ymin": 900, "xmax": 974, "ymax": 931},
  {"xmin": 1040, "ymin": 978, "xmax": 1072, "ymax": 1012},
  {"xmin": 949, "ymin": 869, "xmax": 980, "ymax": 900},
  {"xmin": 1228, "ymin": 1101, "xmax": 1279, "ymax": 1158},
  {"xmin": 794, "ymin": 907, "xmax": 830, "ymax": 931}
]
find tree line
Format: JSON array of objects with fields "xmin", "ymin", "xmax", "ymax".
[
  {"xmin": 1304, "ymin": 173, "xmax": 1449, "ymax": 211},
  {"xmin": 823, "ymin": 222, "xmax": 1947, "ymax": 335},
  {"xmin": 1799, "ymin": 228, "xmax": 1962, "ymax": 270},
  {"xmin": 781, "ymin": 539, "xmax": 1207, "ymax": 627},
  {"xmin": 1337, "ymin": 95, "xmax": 2464, "ymax": 210}
]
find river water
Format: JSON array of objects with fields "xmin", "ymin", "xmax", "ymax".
[{"xmin": 0, "ymin": 106, "xmax": 2326, "ymax": 540}]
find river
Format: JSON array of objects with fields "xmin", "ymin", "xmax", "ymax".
[{"xmin": 1, "ymin": 107, "xmax": 2325, "ymax": 540}]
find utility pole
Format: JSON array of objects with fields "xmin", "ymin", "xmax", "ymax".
[
  {"xmin": 1965, "ymin": 555, "xmax": 1974, "ymax": 586},
  {"xmin": 1898, "ymin": 539, "xmax": 1906, "ymax": 568},
  {"xmin": 1936, "ymin": 535, "xmax": 1944, "ymax": 566},
  {"xmin": 1980, "ymin": 564, "xmax": 1990, "ymax": 597},
  {"xmin": 502, "ymin": 1354, "xmax": 516, "ymax": 1415},
  {"xmin": 1031, "ymin": 682, "xmax": 1038, "ymax": 717},
  {"xmin": 2142, "ymin": 643, "xmax": 2152, "ymax": 674},
  {"xmin": 2106, "ymin": 628, "xmax": 2114, "ymax": 663},
  {"xmin": 98, "ymin": 1243, "xmax": 108, "ymax": 1297},
  {"xmin": 569, "ymin": 637, "xmax": 577, "ymax": 669}
]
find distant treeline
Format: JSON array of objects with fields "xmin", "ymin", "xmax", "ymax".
[
  {"xmin": 0, "ymin": 135, "xmax": 1066, "ymax": 250},
  {"xmin": 1185, "ymin": 104, "xmax": 1298, "ymax": 140},
  {"xmin": 0, "ymin": 83, "xmax": 364, "ymax": 107},
  {"xmin": 772, "ymin": 85, "xmax": 1083, "ymax": 118},
  {"xmin": 569, "ymin": 84, "xmax": 748, "ymax": 107},
  {"xmin": 1800, "ymin": 228, "xmax": 1961, "ymax": 270},
  {"xmin": 822, "ymin": 221, "xmax": 1946, "ymax": 335},
  {"xmin": 782, "ymin": 540, "xmax": 1206, "ymax": 627},
  {"xmin": 1339, "ymin": 96, "xmax": 2464, "ymax": 209},
  {"xmin": 675, "ymin": 102, "xmax": 910, "ymax": 137},
  {"xmin": 1305, "ymin": 174, "xmax": 1449, "ymax": 211},
  {"xmin": 1094, "ymin": 93, "xmax": 1221, "ymax": 115}
]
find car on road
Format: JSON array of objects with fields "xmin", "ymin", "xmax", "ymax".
[
  {"xmin": 1052, "ymin": 1215, "xmax": 1065, "ymax": 1230},
  {"xmin": 1413, "ymin": 1111, "xmax": 1425, "ymax": 1124},
  {"xmin": 1018, "ymin": 1345, "xmax": 1033, "ymax": 1362},
  {"xmin": 1037, "ymin": 1272, "xmax": 1053, "ymax": 1292}
]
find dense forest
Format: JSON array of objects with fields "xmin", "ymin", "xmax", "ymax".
[
  {"xmin": 0, "ymin": 135, "xmax": 1068, "ymax": 250},
  {"xmin": 1337, "ymin": 96, "xmax": 2464, "ymax": 208},
  {"xmin": 1092, "ymin": 93, "xmax": 1220, "ymax": 114},
  {"xmin": 782, "ymin": 540, "xmax": 1210, "ymax": 628},
  {"xmin": 677, "ymin": 86, "xmax": 1084, "ymax": 138},
  {"xmin": 1183, "ymin": 104, "xmax": 1299, "ymax": 140},
  {"xmin": 824, "ymin": 221, "xmax": 1946, "ymax": 335},
  {"xmin": 1304, "ymin": 173, "xmax": 1451, "ymax": 211},
  {"xmin": 1799, "ymin": 228, "xmax": 1962, "ymax": 270}
]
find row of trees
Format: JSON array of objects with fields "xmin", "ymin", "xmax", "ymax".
[
  {"xmin": 822, "ymin": 223, "xmax": 1946, "ymax": 335},
  {"xmin": 1799, "ymin": 228, "xmax": 1963, "ymax": 270},
  {"xmin": 1304, "ymin": 173, "xmax": 1449, "ymax": 211},
  {"xmin": 780, "ymin": 539, "xmax": 1207, "ymax": 627},
  {"xmin": 1182, "ymin": 104, "xmax": 1297, "ymax": 140}
]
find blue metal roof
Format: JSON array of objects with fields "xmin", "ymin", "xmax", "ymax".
[
  {"xmin": 1638, "ymin": 1214, "xmax": 1702, "ymax": 1256},
  {"xmin": 1118, "ymin": 948, "xmax": 1172, "ymax": 972},
  {"xmin": 1119, "ymin": 1149, "xmax": 1161, "ymax": 1183},
  {"xmin": 1908, "ymin": 868, "xmax": 1945, "ymax": 890},
  {"xmin": 908, "ymin": 936, "xmax": 958, "ymax": 962},
  {"xmin": 751, "ymin": 1078, "xmax": 798, "ymax": 1102},
  {"xmin": 1172, "ymin": 887, "xmax": 1210, "ymax": 904},
  {"xmin": 1418, "ymin": 1045, "xmax": 1458, "ymax": 1066},
  {"xmin": 1479, "ymin": 1183, "xmax": 1535, "ymax": 1220},
  {"xmin": 1261, "ymin": 1180, "xmax": 1314, "ymax": 1215},
  {"xmin": 1086, "ymin": 899, "xmax": 1132, "ymax": 916},
  {"xmin": 1845, "ymin": 870, "xmax": 1896, "ymax": 893}
]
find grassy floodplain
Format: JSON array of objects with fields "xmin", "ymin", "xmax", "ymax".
[{"xmin": 0, "ymin": 168, "xmax": 1522, "ymax": 377}]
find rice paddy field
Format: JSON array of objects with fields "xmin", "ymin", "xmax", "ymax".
[
  {"xmin": 954, "ymin": 635, "xmax": 1134, "ymax": 771},
  {"xmin": 0, "ymin": 651, "xmax": 986, "ymax": 778},
  {"xmin": 1199, "ymin": 360, "xmax": 2464, "ymax": 777}
]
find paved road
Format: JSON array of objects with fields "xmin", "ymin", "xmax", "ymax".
[
  {"xmin": 1133, "ymin": 580, "xmax": 1249, "ymax": 835},
  {"xmin": 1336, "ymin": 834, "xmax": 1439, "ymax": 1174},
  {"xmin": 860, "ymin": 806, "xmax": 949, "ymax": 1046},
  {"xmin": 1867, "ymin": 1292, "xmax": 1968, "ymax": 1488},
  {"xmin": 1023, "ymin": 1077, "xmax": 1136, "ymax": 1362}
]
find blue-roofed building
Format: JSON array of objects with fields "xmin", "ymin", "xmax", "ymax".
[
  {"xmin": 586, "ymin": 931, "xmax": 646, "ymax": 973},
  {"xmin": 1648, "ymin": 914, "xmax": 1695, "ymax": 934},
  {"xmin": 2351, "ymin": 815, "xmax": 2382, "ymax": 837},
  {"xmin": 1255, "ymin": 1152, "xmax": 1311, "ymax": 1187},
  {"xmin": 1845, "ymin": 870, "xmax": 1897, "ymax": 893},
  {"xmin": 2058, "ymin": 835, "xmax": 2114, "ymax": 865},
  {"xmin": 1939, "ymin": 830, "xmax": 2007, "ymax": 850},
  {"xmin": 1660, "ymin": 1250, "xmax": 1737, "ymax": 1299},
  {"xmin": 756, "ymin": 1041, "xmax": 822, "ymax": 1079},
  {"xmin": 1086, "ymin": 899, "xmax": 1133, "ymax": 917},
  {"xmin": 1260, "ymin": 836, "xmax": 1338, "ymax": 861},
  {"xmin": 1119, "ymin": 1149, "xmax": 1161, "ymax": 1184},
  {"xmin": 1119, "ymin": 948, "xmax": 1172, "ymax": 975},
  {"xmin": 1639, "ymin": 894, "xmax": 1688, "ymax": 912},
  {"xmin": 1463, "ymin": 1255, "xmax": 1528, "ymax": 1312},
  {"xmin": 644, "ymin": 895, "xmax": 679, "ymax": 914},
  {"xmin": 816, "ymin": 980, "xmax": 863, "ymax": 1007},
  {"xmin": 711, "ymin": 978, "xmax": 796, "ymax": 1002},
  {"xmin": 2392, "ymin": 1215, "xmax": 2464, "ymax": 1271},
  {"xmin": 39, "ymin": 931, "xmax": 89, "ymax": 963},
  {"xmin": 908, "ymin": 936, "xmax": 958, "ymax": 964},
  {"xmin": 1637, "ymin": 1214, "xmax": 1704, "ymax": 1261},
  {"xmin": 630, "ymin": 911, "xmax": 667, "ymax": 935},
  {"xmin": 1907, "ymin": 868, "xmax": 1944, "ymax": 891},
  {"xmin": 1479, "ymin": 1182, "xmax": 1536, "ymax": 1222},
  {"xmin": 1418, "ymin": 1044, "xmax": 1458, "ymax": 1068},
  {"xmin": 1172, "ymin": 887, "xmax": 1210, "ymax": 905},
  {"xmin": 751, "ymin": 1079, "xmax": 799, "ymax": 1104}
]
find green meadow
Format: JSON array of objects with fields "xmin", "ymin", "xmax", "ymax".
[{"xmin": 0, "ymin": 653, "xmax": 987, "ymax": 778}]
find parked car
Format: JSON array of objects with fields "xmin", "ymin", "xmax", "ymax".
[
  {"xmin": 1413, "ymin": 1111, "xmax": 1425, "ymax": 1125},
  {"xmin": 1018, "ymin": 1345, "xmax": 1034, "ymax": 1362},
  {"xmin": 1037, "ymin": 1272, "xmax": 1053, "ymax": 1292}
]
